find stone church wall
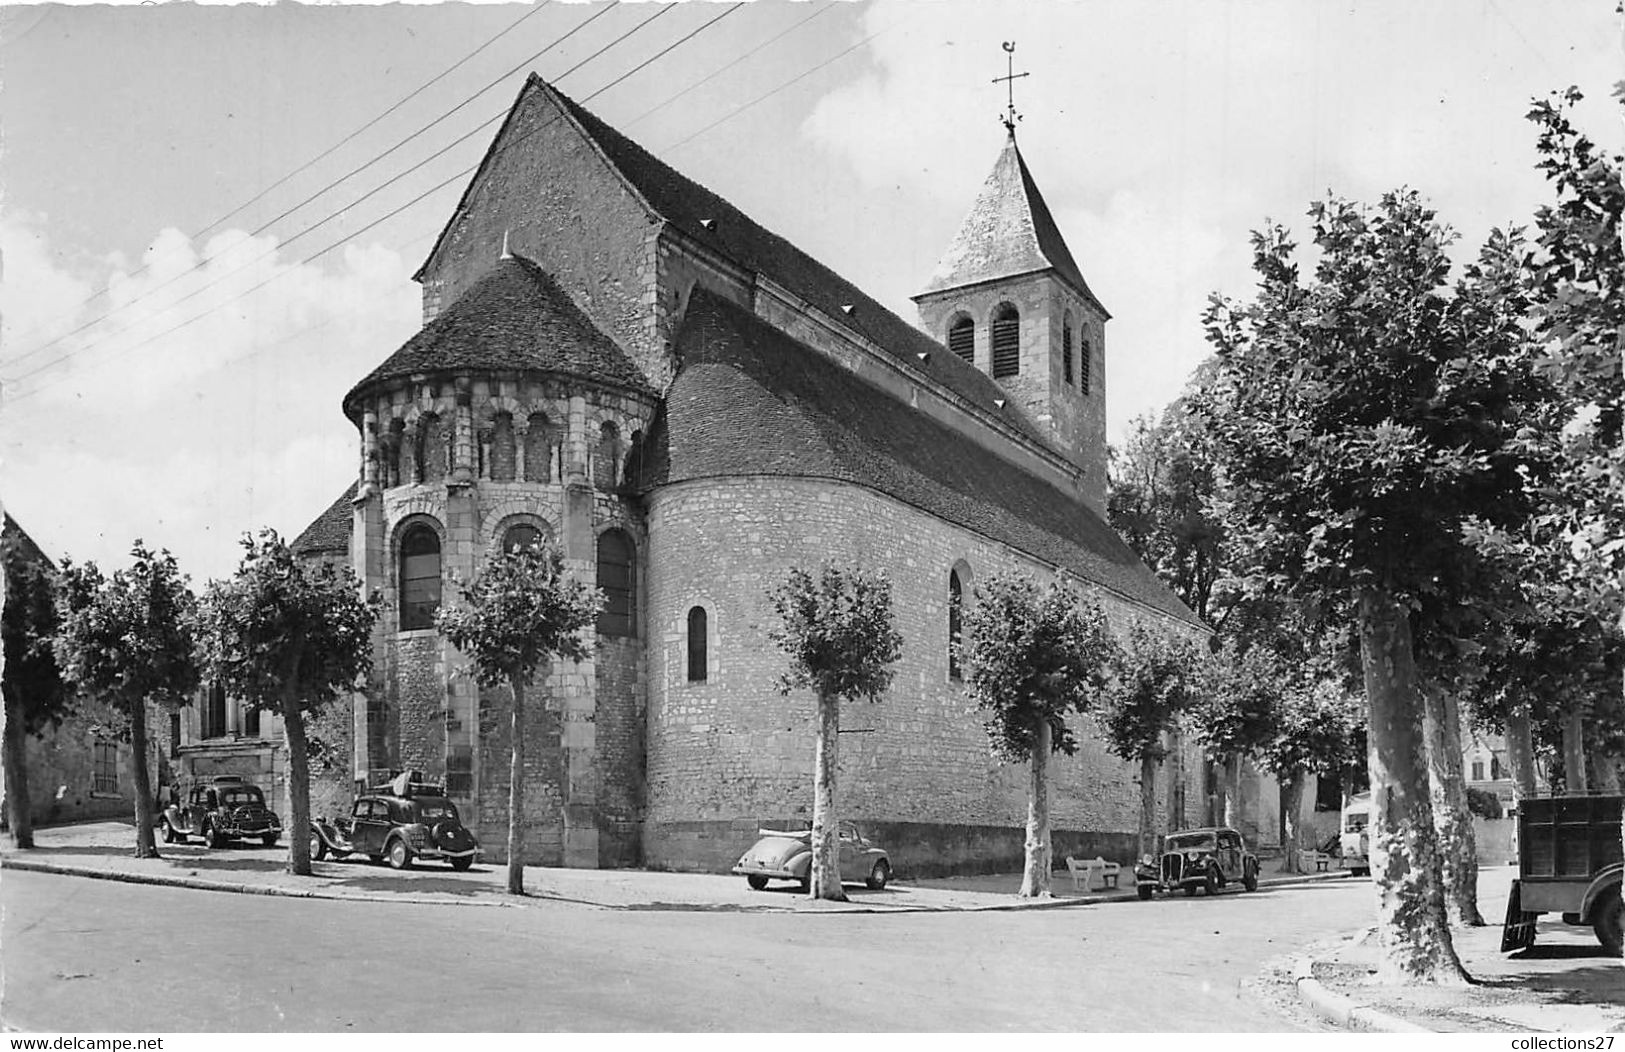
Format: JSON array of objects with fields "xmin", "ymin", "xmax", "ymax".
[{"xmin": 642, "ymin": 476, "xmax": 1206, "ymax": 877}]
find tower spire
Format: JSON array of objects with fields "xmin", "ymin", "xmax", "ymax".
[{"xmin": 992, "ymin": 41, "xmax": 1029, "ymax": 136}]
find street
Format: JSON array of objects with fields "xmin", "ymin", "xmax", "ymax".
[{"xmin": 1, "ymin": 868, "xmax": 1375, "ymax": 1031}]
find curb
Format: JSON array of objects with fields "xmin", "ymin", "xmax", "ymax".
[{"xmin": 1289, "ymin": 954, "xmax": 1435, "ymax": 1033}]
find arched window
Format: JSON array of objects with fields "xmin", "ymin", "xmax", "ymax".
[
  {"xmin": 991, "ymin": 304, "xmax": 1020, "ymax": 378},
  {"xmin": 686, "ymin": 606, "xmax": 708, "ymax": 682},
  {"xmin": 490, "ymin": 412, "xmax": 516, "ymax": 482},
  {"xmin": 596, "ymin": 529, "xmax": 636, "ymax": 637},
  {"xmin": 1061, "ymin": 314, "xmax": 1075, "ymax": 387},
  {"xmin": 399, "ymin": 523, "xmax": 442, "ymax": 630},
  {"xmin": 595, "ymin": 421, "xmax": 621, "ymax": 490},
  {"xmin": 948, "ymin": 315, "xmax": 975, "ymax": 364},
  {"xmin": 524, "ymin": 412, "xmax": 554, "ymax": 483},
  {"xmin": 948, "ymin": 570, "xmax": 964, "ymax": 681},
  {"xmin": 418, "ymin": 413, "xmax": 447, "ymax": 483},
  {"xmin": 1080, "ymin": 334, "xmax": 1093, "ymax": 395},
  {"xmin": 502, "ymin": 522, "xmax": 545, "ymax": 554}
]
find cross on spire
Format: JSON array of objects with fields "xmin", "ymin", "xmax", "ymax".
[{"xmin": 992, "ymin": 41, "xmax": 1029, "ymax": 136}]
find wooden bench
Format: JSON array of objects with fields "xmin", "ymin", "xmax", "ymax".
[
  {"xmin": 1065, "ymin": 855, "xmax": 1122, "ymax": 892},
  {"xmin": 1298, "ymin": 849, "xmax": 1332, "ymax": 872}
]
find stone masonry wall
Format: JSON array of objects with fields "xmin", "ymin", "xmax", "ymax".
[{"xmin": 642, "ymin": 476, "xmax": 1207, "ymax": 875}]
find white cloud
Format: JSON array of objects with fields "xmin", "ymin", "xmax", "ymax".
[{"xmin": 0, "ymin": 213, "xmax": 418, "ymax": 580}]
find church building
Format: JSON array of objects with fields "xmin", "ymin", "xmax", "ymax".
[{"xmin": 294, "ymin": 73, "xmax": 1213, "ymax": 875}]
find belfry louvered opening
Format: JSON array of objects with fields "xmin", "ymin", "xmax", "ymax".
[
  {"xmin": 948, "ymin": 316, "xmax": 975, "ymax": 363},
  {"xmin": 991, "ymin": 305, "xmax": 1020, "ymax": 378}
]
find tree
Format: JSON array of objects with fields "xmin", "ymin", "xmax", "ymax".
[
  {"xmin": 767, "ymin": 563, "xmax": 903, "ymax": 901},
  {"xmin": 199, "ymin": 531, "xmax": 376, "ymax": 877},
  {"xmin": 961, "ymin": 573, "xmax": 1119, "ymax": 897},
  {"xmin": 437, "ymin": 539, "xmax": 598, "ymax": 895},
  {"xmin": 2, "ymin": 518, "xmax": 72, "ymax": 849},
  {"xmin": 54, "ymin": 542, "xmax": 199, "ymax": 859},
  {"xmin": 1197, "ymin": 190, "xmax": 1543, "ymax": 983},
  {"xmin": 1260, "ymin": 678, "xmax": 1359, "ymax": 874},
  {"xmin": 1099, "ymin": 621, "xmax": 1204, "ymax": 857},
  {"xmin": 1190, "ymin": 639, "xmax": 1282, "ymax": 832}
]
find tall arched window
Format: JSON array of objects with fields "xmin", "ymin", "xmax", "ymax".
[
  {"xmin": 596, "ymin": 529, "xmax": 636, "ymax": 637},
  {"xmin": 686, "ymin": 606, "xmax": 708, "ymax": 682},
  {"xmin": 948, "ymin": 570, "xmax": 964, "ymax": 681},
  {"xmin": 991, "ymin": 304, "xmax": 1020, "ymax": 378},
  {"xmin": 418, "ymin": 413, "xmax": 447, "ymax": 483},
  {"xmin": 595, "ymin": 421, "xmax": 621, "ymax": 490},
  {"xmin": 1080, "ymin": 334, "xmax": 1093, "ymax": 395},
  {"xmin": 399, "ymin": 523, "xmax": 442, "ymax": 630},
  {"xmin": 1061, "ymin": 314, "xmax": 1075, "ymax": 387},
  {"xmin": 490, "ymin": 412, "xmax": 516, "ymax": 482},
  {"xmin": 948, "ymin": 315, "xmax": 975, "ymax": 364},
  {"xmin": 502, "ymin": 522, "xmax": 545, "ymax": 554},
  {"xmin": 524, "ymin": 412, "xmax": 554, "ymax": 483}
]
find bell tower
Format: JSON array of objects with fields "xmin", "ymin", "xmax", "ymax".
[{"xmin": 912, "ymin": 44, "xmax": 1110, "ymax": 512}]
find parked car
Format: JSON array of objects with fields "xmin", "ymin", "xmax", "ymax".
[
  {"xmin": 1134, "ymin": 826, "xmax": 1259, "ymax": 899},
  {"xmin": 310, "ymin": 773, "xmax": 480, "ymax": 871},
  {"xmin": 1502, "ymin": 793, "xmax": 1622, "ymax": 956},
  {"xmin": 159, "ymin": 775, "xmax": 282, "ymax": 848},
  {"xmin": 1339, "ymin": 792, "xmax": 1372, "ymax": 877},
  {"xmin": 732, "ymin": 821, "xmax": 891, "ymax": 891}
]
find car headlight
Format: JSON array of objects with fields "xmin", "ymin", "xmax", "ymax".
[
  {"xmin": 1186, "ymin": 851, "xmax": 1201, "ymax": 861},
  {"xmin": 1139, "ymin": 855, "xmax": 1154, "ymax": 867}
]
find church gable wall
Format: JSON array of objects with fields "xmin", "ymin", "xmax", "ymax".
[
  {"xmin": 417, "ymin": 85, "xmax": 664, "ymax": 387},
  {"xmin": 642, "ymin": 476, "xmax": 1206, "ymax": 876}
]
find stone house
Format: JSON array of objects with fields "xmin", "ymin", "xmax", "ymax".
[{"xmin": 295, "ymin": 75, "xmax": 1317, "ymax": 874}]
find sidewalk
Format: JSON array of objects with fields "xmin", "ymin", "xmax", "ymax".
[
  {"xmin": 1292, "ymin": 865, "xmax": 1625, "ymax": 1033},
  {"xmin": 0, "ymin": 819, "xmax": 1345, "ymax": 914}
]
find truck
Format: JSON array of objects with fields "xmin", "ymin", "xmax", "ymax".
[
  {"xmin": 1339, "ymin": 792, "xmax": 1372, "ymax": 877},
  {"xmin": 1501, "ymin": 793, "xmax": 1622, "ymax": 956}
]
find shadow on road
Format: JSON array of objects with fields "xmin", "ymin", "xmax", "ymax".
[
  {"xmin": 616, "ymin": 900, "xmax": 794, "ymax": 913},
  {"xmin": 327, "ymin": 872, "xmax": 492, "ymax": 896}
]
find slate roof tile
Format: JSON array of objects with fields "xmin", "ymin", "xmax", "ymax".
[{"xmin": 291, "ymin": 481, "xmax": 357, "ymax": 557}]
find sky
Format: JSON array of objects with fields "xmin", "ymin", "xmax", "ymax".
[{"xmin": 1, "ymin": 0, "xmax": 1619, "ymax": 582}]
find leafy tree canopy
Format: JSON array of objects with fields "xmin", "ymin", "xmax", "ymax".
[
  {"xmin": 2, "ymin": 519, "xmax": 70, "ymax": 737},
  {"xmin": 767, "ymin": 563, "xmax": 903, "ymax": 703},
  {"xmin": 1099, "ymin": 620, "xmax": 1204, "ymax": 764},
  {"xmin": 436, "ymin": 541, "xmax": 599, "ymax": 686}
]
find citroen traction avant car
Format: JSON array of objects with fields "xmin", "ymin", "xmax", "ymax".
[
  {"xmin": 310, "ymin": 772, "xmax": 481, "ymax": 871},
  {"xmin": 159, "ymin": 775, "xmax": 282, "ymax": 848},
  {"xmin": 1133, "ymin": 826, "xmax": 1259, "ymax": 899},
  {"xmin": 732, "ymin": 821, "xmax": 891, "ymax": 891}
]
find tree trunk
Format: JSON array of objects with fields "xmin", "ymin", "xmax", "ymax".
[
  {"xmin": 281, "ymin": 690, "xmax": 313, "ymax": 877},
  {"xmin": 1018, "ymin": 718, "xmax": 1053, "ymax": 898},
  {"xmin": 1222, "ymin": 754, "xmax": 1243, "ymax": 831},
  {"xmin": 1138, "ymin": 754, "xmax": 1158, "ymax": 858},
  {"xmin": 128, "ymin": 697, "xmax": 159, "ymax": 859},
  {"xmin": 1166, "ymin": 725, "xmax": 1186, "ymax": 833},
  {"xmin": 1590, "ymin": 748, "xmax": 1621, "ymax": 792},
  {"xmin": 1505, "ymin": 703, "xmax": 1538, "ymax": 801},
  {"xmin": 1422, "ymin": 686, "xmax": 1484, "ymax": 926},
  {"xmin": 507, "ymin": 675, "xmax": 527, "ymax": 896},
  {"xmin": 1561, "ymin": 707, "xmax": 1587, "ymax": 792},
  {"xmin": 3, "ymin": 686, "xmax": 35, "ymax": 849},
  {"xmin": 809, "ymin": 688, "xmax": 845, "ymax": 901},
  {"xmin": 1357, "ymin": 588, "xmax": 1469, "ymax": 984},
  {"xmin": 1280, "ymin": 771, "xmax": 1305, "ymax": 874}
]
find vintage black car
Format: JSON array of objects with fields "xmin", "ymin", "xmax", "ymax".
[
  {"xmin": 159, "ymin": 775, "xmax": 281, "ymax": 848},
  {"xmin": 310, "ymin": 773, "xmax": 480, "ymax": 871},
  {"xmin": 1134, "ymin": 826, "xmax": 1259, "ymax": 899}
]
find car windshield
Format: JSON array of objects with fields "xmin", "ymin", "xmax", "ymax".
[
  {"xmin": 1345, "ymin": 813, "xmax": 1369, "ymax": 832},
  {"xmin": 1166, "ymin": 833, "xmax": 1216, "ymax": 852},
  {"xmin": 416, "ymin": 800, "xmax": 458, "ymax": 821},
  {"xmin": 220, "ymin": 788, "xmax": 263, "ymax": 807}
]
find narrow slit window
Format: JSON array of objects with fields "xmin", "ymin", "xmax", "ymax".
[
  {"xmin": 948, "ymin": 570, "xmax": 964, "ymax": 681},
  {"xmin": 1062, "ymin": 317, "xmax": 1075, "ymax": 386},
  {"xmin": 687, "ymin": 606, "xmax": 708, "ymax": 682}
]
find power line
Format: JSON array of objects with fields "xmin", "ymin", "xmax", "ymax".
[
  {"xmin": 5, "ymin": 4, "xmax": 770, "ymax": 405},
  {"xmin": 3, "ymin": 2, "xmax": 620, "ymax": 374}
]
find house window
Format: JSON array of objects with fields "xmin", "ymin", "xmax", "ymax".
[
  {"xmin": 687, "ymin": 606, "xmax": 708, "ymax": 682},
  {"xmin": 203, "ymin": 680, "xmax": 228, "ymax": 739},
  {"xmin": 1491, "ymin": 756, "xmax": 1503, "ymax": 781},
  {"xmin": 1062, "ymin": 316, "xmax": 1075, "ymax": 386},
  {"xmin": 400, "ymin": 524, "xmax": 442, "ymax": 630},
  {"xmin": 243, "ymin": 704, "xmax": 260, "ymax": 738},
  {"xmin": 93, "ymin": 740, "xmax": 118, "ymax": 795},
  {"xmin": 596, "ymin": 529, "xmax": 636, "ymax": 637},
  {"xmin": 1471, "ymin": 760, "xmax": 1484, "ymax": 782},
  {"xmin": 169, "ymin": 712, "xmax": 181, "ymax": 757},
  {"xmin": 948, "ymin": 316, "xmax": 975, "ymax": 363},
  {"xmin": 948, "ymin": 570, "xmax": 964, "ymax": 681},
  {"xmin": 991, "ymin": 305, "xmax": 1020, "ymax": 378},
  {"xmin": 1080, "ymin": 334, "xmax": 1093, "ymax": 395},
  {"xmin": 447, "ymin": 746, "xmax": 473, "ymax": 797},
  {"xmin": 502, "ymin": 523, "xmax": 545, "ymax": 554}
]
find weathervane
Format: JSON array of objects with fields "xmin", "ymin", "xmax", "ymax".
[{"xmin": 992, "ymin": 41, "xmax": 1029, "ymax": 135}]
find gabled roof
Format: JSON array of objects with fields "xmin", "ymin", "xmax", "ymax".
[
  {"xmin": 917, "ymin": 132, "xmax": 1107, "ymax": 316},
  {"xmin": 291, "ymin": 482, "xmax": 356, "ymax": 558},
  {"xmin": 416, "ymin": 75, "xmax": 1047, "ymax": 444},
  {"xmin": 343, "ymin": 255, "xmax": 654, "ymax": 416},
  {"xmin": 640, "ymin": 289, "xmax": 1201, "ymax": 630}
]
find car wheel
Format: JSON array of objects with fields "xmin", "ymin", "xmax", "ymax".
[
  {"xmin": 309, "ymin": 831, "xmax": 328, "ymax": 861},
  {"xmin": 386, "ymin": 837, "xmax": 414, "ymax": 871},
  {"xmin": 1243, "ymin": 861, "xmax": 1259, "ymax": 892},
  {"xmin": 204, "ymin": 822, "xmax": 223, "ymax": 849},
  {"xmin": 450, "ymin": 856, "xmax": 474, "ymax": 872},
  {"xmin": 1204, "ymin": 866, "xmax": 1221, "ymax": 896},
  {"xmin": 1593, "ymin": 887, "xmax": 1623, "ymax": 956},
  {"xmin": 160, "ymin": 819, "xmax": 176, "ymax": 844},
  {"xmin": 746, "ymin": 874, "xmax": 769, "ymax": 891},
  {"xmin": 261, "ymin": 834, "xmax": 279, "ymax": 848},
  {"xmin": 1137, "ymin": 884, "xmax": 1154, "ymax": 901},
  {"xmin": 866, "ymin": 860, "xmax": 891, "ymax": 891}
]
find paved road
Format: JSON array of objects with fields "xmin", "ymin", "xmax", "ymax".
[{"xmin": 1, "ymin": 868, "xmax": 1376, "ymax": 1031}]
